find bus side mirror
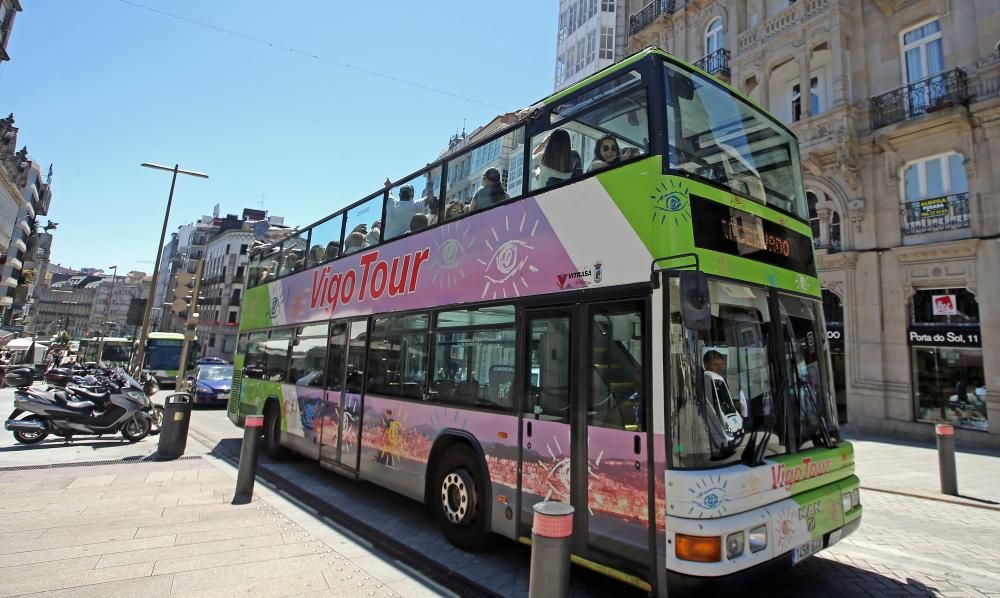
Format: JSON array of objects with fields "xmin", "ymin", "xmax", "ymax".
[{"xmin": 680, "ymin": 271, "xmax": 711, "ymax": 331}]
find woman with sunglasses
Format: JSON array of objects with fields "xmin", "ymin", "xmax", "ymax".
[{"xmin": 589, "ymin": 134, "xmax": 622, "ymax": 173}]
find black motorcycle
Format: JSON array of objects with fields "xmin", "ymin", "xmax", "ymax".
[{"xmin": 4, "ymin": 367, "xmax": 153, "ymax": 444}]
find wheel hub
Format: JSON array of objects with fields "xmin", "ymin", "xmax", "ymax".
[{"xmin": 441, "ymin": 470, "xmax": 475, "ymax": 524}]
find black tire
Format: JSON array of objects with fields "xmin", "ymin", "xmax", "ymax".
[
  {"xmin": 12, "ymin": 416, "xmax": 48, "ymax": 445},
  {"xmin": 147, "ymin": 406, "xmax": 164, "ymax": 436},
  {"xmin": 262, "ymin": 403, "xmax": 289, "ymax": 460},
  {"xmin": 121, "ymin": 415, "xmax": 151, "ymax": 443},
  {"xmin": 433, "ymin": 444, "xmax": 491, "ymax": 551}
]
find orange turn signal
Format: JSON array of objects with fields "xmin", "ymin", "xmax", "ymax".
[{"xmin": 675, "ymin": 534, "xmax": 722, "ymax": 563}]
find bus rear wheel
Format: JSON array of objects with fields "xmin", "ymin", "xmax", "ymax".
[
  {"xmin": 433, "ymin": 444, "xmax": 491, "ymax": 552},
  {"xmin": 262, "ymin": 403, "xmax": 289, "ymax": 460}
]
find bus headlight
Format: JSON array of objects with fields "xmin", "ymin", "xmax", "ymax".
[
  {"xmin": 726, "ymin": 531, "xmax": 745, "ymax": 559},
  {"xmin": 749, "ymin": 524, "xmax": 767, "ymax": 553},
  {"xmin": 851, "ymin": 488, "xmax": 860, "ymax": 508},
  {"xmin": 842, "ymin": 492, "xmax": 853, "ymax": 514}
]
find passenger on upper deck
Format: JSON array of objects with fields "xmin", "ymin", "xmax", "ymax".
[
  {"xmin": 589, "ymin": 134, "xmax": 621, "ymax": 172},
  {"xmin": 309, "ymin": 245, "xmax": 325, "ymax": 265},
  {"xmin": 570, "ymin": 150, "xmax": 583, "ymax": 179},
  {"xmin": 324, "ymin": 241, "xmax": 340, "ymax": 261},
  {"xmin": 468, "ymin": 168, "xmax": 508, "ymax": 213},
  {"xmin": 344, "ymin": 231, "xmax": 366, "ymax": 254},
  {"xmin": 534, "ymin": 128, "xmax": 574, "ymax": 187},
  {"xmin": 385, "ymin": 184, "xmax": 426, "ymax": 239},
  {"xmin": 408, "ymin": 213, "xmax": 429, "ymax": 233}
]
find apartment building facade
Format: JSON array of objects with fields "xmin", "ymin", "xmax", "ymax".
[
  {"xmin": 196, "ymin": 228, "xmax": 252, "ymax": 362},
  {"xmin": 555, "ymin": 0, "xmax": 629, "ymax": 90},
  {"xmin": 626, "ymin": 0, "xmax": 1000, "ymax": 447}
]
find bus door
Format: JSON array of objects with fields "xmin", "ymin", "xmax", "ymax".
[
  {"xmin": 580, "ymin": 300, "xmax": 650, "ymax": 576},
  {"xmin": 519, "ymin": 300, "xmax": 651, "ymax": 578},
  {"xmin": 319, "ymin": 319, "xmax": 368, "ymax": 473},
  {"xmin": 519, "ymin": 307, "xmax": 574, "ymax": 533}
]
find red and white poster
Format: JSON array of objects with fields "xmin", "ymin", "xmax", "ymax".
[{"xmin": 932, "ymin": 294, "xmax": 958, "ymax": 316}]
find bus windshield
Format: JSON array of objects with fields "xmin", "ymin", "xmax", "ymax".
[
  {"xmin": 663, "ymin": 60, "xmax": 807, "ymax": 220},
  {"xmin": 669, "ymin": 279, "xmax": 838, "ymax": 469},
  {"xmin": 147, "ymin": 344, "xmax": 182, "ymax": 371}
]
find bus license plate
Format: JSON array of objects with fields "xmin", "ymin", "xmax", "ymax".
[{"xmin": 793, "ymin": 537, "xmax": 823, "ymax": 565}]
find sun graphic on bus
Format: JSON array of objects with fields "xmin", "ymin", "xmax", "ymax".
[
  {"xmin": 477, "ymin": 211, "xmax": 540, "ymax": 300},
  {"xmin": 651, "ymin": 179, "xmax": 691, "ymax": 226},
  {"xmin": 430, "ymin": 221, "xmax": 478, "ymax": 290}
]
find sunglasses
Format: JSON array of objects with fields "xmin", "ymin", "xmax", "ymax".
[{"xmin": 601, "ymin": 144, "xmax": 618, "ymax": 152}]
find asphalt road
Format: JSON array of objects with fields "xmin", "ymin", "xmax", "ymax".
[{"xmin": 4, "ymin": 387, "xmax": 1000, "ymax": 597}]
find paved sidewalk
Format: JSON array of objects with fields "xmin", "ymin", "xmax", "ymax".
[
  {"xmin": 0, "ymin": 436, "xmax": 446, "ymax": 597},
  {"xmin": 847, "ymin": 432, "xmax": 1000, "ymax": 507}
]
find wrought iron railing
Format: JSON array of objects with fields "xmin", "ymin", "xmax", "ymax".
[
  {"xmin": 870, "ymin": 68, "xmax": 969, "ymax": 129},
  {"xmin": 628, "ymin": 0, "xmax": 676, "ymax": 36},
  {"xmin": 901, "ymin": 192, "xmax": 970, "ymax": 235},
  {"xmin": 694, "ymin": 48, "xmax": 730, "ymax": 77}
]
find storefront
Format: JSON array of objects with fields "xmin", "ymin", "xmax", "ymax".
[
  {"xmin": 822, "ymin": 290, "xmax": 847, "ymax": 424},
  {"xmin": 908, "ymin": 288, "xmax": 987, "ymax": 432}
]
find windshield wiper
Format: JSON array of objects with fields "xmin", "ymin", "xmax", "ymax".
[{"xmin": 801, "ymin": 382, "xmax": 836, "ymax": 449}]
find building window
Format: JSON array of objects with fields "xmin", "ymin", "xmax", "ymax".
[
  {"xmin": 902, "ymin": 154, "xmax": 967, "ymax": 202},
  {"xmin": 599, "ymin": 26, "xmax": 614, "ymax": 60},
  {"xmin": 901, "ymin": 19, "xmax": 943, "ymax": 86},
  {"xmin": 228, "ymin": 311, "xmax": 238, "ymax": 324},
  {"xmin": 577, "ymin": 38, "xmax": 586, "ymax": 71},
  {"xmin": 829, "ymin": 212, "xmax": 841, "ymax": 250},
  {"xmin": 705, "ymin": 17, "xmax": 724, "ymax": 55},
  {"xmin": 239, "ymin": 244, "xmax": 248, "ymax": 255},
  {"xmin": 601, "ymin": 0, "xmax": 614, "ymax": 11},
  {"xmin": 807, "ymin": 191, "xmax": 820, "ymax": 243},
  {"xmin": 791, "ymin": 77, "xmax": 819, "ymax": 121},
  {"xmin": 586, "ymin": 29, "xmax": 597, "ymax": 65},
  {"xmin": 909, "ymin": 288, "xmax": 985, "ymax": 431}
]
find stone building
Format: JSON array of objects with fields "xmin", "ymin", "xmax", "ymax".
[
  {"xmin": 625, "ymin": 0, "xmax": 1000, "ymax": 447},
  {"xmin": 196, "ymin": 227, "xmax": 253, "ymax": 362}
]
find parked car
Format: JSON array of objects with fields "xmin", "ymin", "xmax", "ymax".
[
  {"xmin": 195, "ymin": 356, "xmax": 227, "ymax": 366},
  {"xmin": 188, "ymin": 365, "xmax": 234, "ymax": 405}
]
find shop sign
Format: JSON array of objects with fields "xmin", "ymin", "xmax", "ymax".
[
  {"xmin": 932, "ymin": 294, "xmax": 958, "ymax": 316},
  {"xmin": 918, "ymin": 197, "xmax": 950, "ymax": 219},
  {"xmin": 907, "ymin": 326, "xmax": 981, "ymax": 348},
  {"xmin": 825, "ymin": 322, "xmax": 844, "ymax": 349}
]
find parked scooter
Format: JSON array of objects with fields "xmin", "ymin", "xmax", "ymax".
[{"xmin": 4, "ymin": 367, "xmax": 153, "ymax": 445}]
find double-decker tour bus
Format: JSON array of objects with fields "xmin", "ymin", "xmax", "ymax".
[
  {"xmin": 143, "ymin": 331, "xmax": 197, "ymax": 386},
  {"xmin": 228, "ymin": 47, "xmax": 860, "ymax": 594}
]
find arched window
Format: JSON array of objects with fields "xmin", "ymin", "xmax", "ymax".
[
  {"xmin": 830, "ymin": 212, "xmax": 842, "ymax": 251},
  {"xmin": 807, "ymin": 191, "xmax": 820, "ymax": 246},
  {"xmin": 705, "ymin": 17, "xmax": 724, "ymax": 55}
]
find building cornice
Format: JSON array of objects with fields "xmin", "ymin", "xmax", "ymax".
[{"xmin": 891, "ymin": 238, "xmax": 980, "ymax": 265}]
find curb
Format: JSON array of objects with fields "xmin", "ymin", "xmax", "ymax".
[{"xmin": 860, "ymin": 485, "xmax": 1000, "ymax": 512}]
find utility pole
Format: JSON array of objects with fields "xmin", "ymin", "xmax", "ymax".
[
  {"xmin": 175, "ymin": 259, "xmax": 203, "ymax": 391},
  {"xmin": 133, "ymin": 162, "xmax": 209, "ymax": 375}
]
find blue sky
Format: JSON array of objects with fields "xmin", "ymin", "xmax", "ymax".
[{"xmin": 0, "ymin": 1, "xmax": 557, "ymax": 274}]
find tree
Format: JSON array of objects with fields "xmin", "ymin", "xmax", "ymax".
[{"xmin": 54, "ymin": 330, "xmax": 71, "ymax": 344}]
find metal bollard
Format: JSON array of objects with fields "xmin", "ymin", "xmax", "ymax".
[
  {"xmin": 936, "ymin": 423, "xmax": 958, "ymax": 496},
  {"xmin": 529, "ymin": 501, "xmax": 574, "ymax": 598},
  {"xmin": 232, "ymin": 415, "xmax": 264, "ymax": 505}
]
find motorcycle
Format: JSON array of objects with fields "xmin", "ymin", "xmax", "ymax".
[
  {"xmin": 4, "ymin": 367, "xmax": 153, "ymax": 445},
  {"xmin": 141, "ymin": 372, "xmax": 163, "ymax": 435}
]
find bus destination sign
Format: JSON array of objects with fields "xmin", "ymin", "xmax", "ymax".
[{"xmin": 691, "ymin": 195, "xmax": 817, "ymax": 277}]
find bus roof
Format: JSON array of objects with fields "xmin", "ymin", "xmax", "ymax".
[{"xmin": 147, "ymin": 332, "xmax": 185, "ymax": 341}]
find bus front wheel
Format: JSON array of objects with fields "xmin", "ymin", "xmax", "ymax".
[{"xmin": 433, "ymin": 444, "xmax": 491, "ymax": 552}]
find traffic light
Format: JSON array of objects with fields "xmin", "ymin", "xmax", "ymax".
[{"xmin": 170, "ymin": 271, "xmax": 195, "ymax": 314}]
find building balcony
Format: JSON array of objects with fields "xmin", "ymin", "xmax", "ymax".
[
  {"xmin": 870, "ymin": 69, "xmax": 969, "ymax": 130},
  {"xmin": 737, "ymin": 0, "xmax": 831, "ymax": 54},
  {"xmin": 694, "ymin": 48, "xmax": 730, "ymax": 80},
  {"xmin": 628, "ymin": 0, "xmax": 677, "ymax": 38},
  {"xmin": 901, "ymin": 193, "xmax": 970, "ymax": 236},
  {"xmin": 229, "ymin": 298, "xmax": 241, "ymax": 307}
]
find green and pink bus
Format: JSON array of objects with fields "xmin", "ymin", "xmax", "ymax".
[{"xmin": 228, "ymin": 47, "xmax": 860, "ymax": 594}]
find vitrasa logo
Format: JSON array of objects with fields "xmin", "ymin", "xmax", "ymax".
[
  {"xmin": 771, "ymin": 457, "xmax": 832, "ymax": 491},
  {"xmin": 309, "ymin": 248, "xmax": 430, "ymax": 312},
  {"xmin": 556, "ymin": 262, "xmax": 602, "ymax": 289}
]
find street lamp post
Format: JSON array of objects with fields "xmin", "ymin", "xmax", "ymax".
[
  {"xmin": 96, "ymin": 265, "xmax": 118, "ymax": 366},
  {"xmin": 133, "ymin": 163, "xmax": 208, "ymax": 374}
]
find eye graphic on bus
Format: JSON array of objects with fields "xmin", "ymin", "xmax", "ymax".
[
  {"xmin": 431, "ymin": 222, "xmax": 477, "ymax": 289},
  {"xmin": 651, "ymin": 180, "xmax": 690, "ymax": 226},
  {"xmin": 477, "ymin": 213, "xmax": 540, "ymax": 300},
  {"xmin": 688, "ymin": 475, "xmax": 729, "ymax": 516}
]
